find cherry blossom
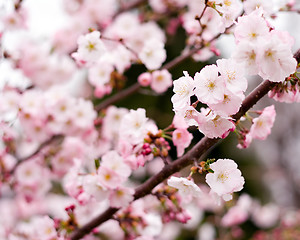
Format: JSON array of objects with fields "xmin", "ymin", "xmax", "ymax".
[
  {"xmin": 208, "ymin": 89, "xmax": 244, "ymax": 117},
  {"xmin": 194, "ymin": 65, "xmax": 225, "ymax": 105},
  {"xmin": 138, "ymin": 72, "xmax": 152, "ymax": 87},
  {"xmin": 139, "ymin": 38, "xmax": 166, "ymax": 70},
  {"xmin": 221, "ymin": 194, "xmax": 252, "ymax": 227},
  {"xmin": 243, "ymin": 0, "xmax": 274, "ymax": 15},
  {"xmin": 234, "ymin": 8, "xmax": 269, "ymax": 44},
  {"xmin": 216, "ymin": 58, "xmax": 247, "ymax": 93},
  {"xmin": 109, "ymin": 187, "xmax": 134, "ymax": 208},
  {"xmin": 167, "ymin": 176, "xmax": 202, "ymax": 198},
  {"xmin": 249, "ymin": 105, "xmax": 276, "ymax": 140},
  {"xmin": 257, "ymin": 35, "xmax": 297, "ymax": 82},
  {"xmin": 232, "ymin": 41, "xmax": 260, "ymax": 75},
  {"xmin": 119, "ymin": 108, "xmax": 149, "ymax": 145},
  {"xmin": 150, "ymin": 69, "xmax": 172, "ymax": 94},
  {"xmin": 205, "ymin": 159, "xmax": 244, "ymax": 201},
  {"xmin": 171, "ymin": 71, "xmax": 195, "ymax": 113},
  {"xmin": 0, "ymin": 1, "xmax": 299, "ymax": 239},
  {"xmin": 198, "ymin": 108, "xmax": 235, "ymax": 139},
  {"xmin": 252, "ymin": 202, "xmax": 280, "ymax": 228},
  {"xmin": 82, "ymin": 174, "xmax": 109, "ymax": 202},
  {"xmin": 72, "ymin": 30, "xmax": 106, "ymax": 66}
]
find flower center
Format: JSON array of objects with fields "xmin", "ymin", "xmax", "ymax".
[
  {"xmin": 206, "ymin": 81, "xmax": 216, "ymax": 91},
  {"xmin": 217, "ymin": 172, "xmax": 229, "ymax": 183},
  {"xmin": 86, "ymin": 42, "xmax": 96, "ymax": 52}
]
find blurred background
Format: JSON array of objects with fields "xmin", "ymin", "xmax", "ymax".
[{"xmin": 0, "ymin": 0, "xmax": 300, "ymax": 239}]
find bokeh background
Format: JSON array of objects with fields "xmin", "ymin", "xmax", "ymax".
[{"xmin": 1, "ymin": 0, "xmax": 300, "ymax": 239}]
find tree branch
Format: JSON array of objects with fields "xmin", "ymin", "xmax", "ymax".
[
  {"xmin": 94, "ymin": 83, "xmax": 140, "ymax": 111},
  {"xmin": 70, "ymin": 49, "xmax": 300, "ymax": 239},
  {"xmin": 9, "ymin": 134, "xmax": 64, "ymax": 175},
  {"xmin": 116, "ymin": 0, "xmax": 147, "ymax": 15}
]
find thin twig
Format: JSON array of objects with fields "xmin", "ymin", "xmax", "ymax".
[
  {"xmin": 114, "ymin": 0, "xmax": 147, "ymax": 17},
  {"xmin": 94, "ymin": 83, "xmax": 140, "ymax": 111},
  {"xmin": 9, "ymin": 134, "xmax": 64, "ymax": 175},
  {"xmin": 101, "ymin": 36, "xmax": 139, "ymax": 60},
  {"xmin": 94, "ymin": 31, "xmax": 222, "ymax": 111},
  {"xmin": 195, "ymin": 3, "xmax": 208, "ymax": 36}
]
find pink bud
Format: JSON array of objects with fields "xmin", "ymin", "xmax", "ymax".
[{"xmin": 138, "ymin": 72, "xmax": 152, "ymax": 87}]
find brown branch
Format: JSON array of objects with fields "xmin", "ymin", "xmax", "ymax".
[
  {"xmin": 115, "ymin": 0, "xmax": 147, "ymax": 16},
  {"xmin": 94, "ymin": 83, "xmax": 140, "ymax": 111},
  {"xmin": 9, "ymin": 134, "xmax": 64, "ymax": 175},
  {"xmin": 70, "ymin": 207, "xmax": 119, "ymax": 240},
  {"xmin": 162, "ymin": 32, "xmax": 222, "ymax": 71},
  {"xmin": 70, "ymin": 81, "xmax": 270, "ymax": 239},
  {"xmin": 70, "ymin": 48, "xmax": 300, "ymax": 239}
]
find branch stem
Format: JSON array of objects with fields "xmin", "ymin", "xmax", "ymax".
[{"xmin": 70, "ymin": 50, "xmax": 300, "ymax": 238}]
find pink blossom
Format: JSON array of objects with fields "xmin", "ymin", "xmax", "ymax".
[
  {"xmin": 109, "ymin": 187, "xmax": 134, "ymax": 208},
  {"xmin": 172, "ymin": 128, "xmax": 193, "ymax": 157},
  {"xmin": 2, "ymin": 8, "xmax": 27, "ymax": 31},
  {"xmin": 112, "ymin": 45, "xmax": 132, "ymax": 73},
  {"xmin": 194, "ymin": 65, "xmax": 225, "ymax": 105},
  {"xmin": 172, "ymin": 114, "xmax": 189, "ymax": 129},
  {"xmin": 101, "ymin": 150, "xmax": 131, "ymax": 178},
  {"xmin": 234, "ymin": 8, "xmax": 269, "ymax": 44},
  {"xmin": 268, "ymin": 83, "xmax": 300, "ymax": 103},
  {"xmin": 249, "ymin": 105, "xmax": 276, "ymax": 140},
  {"xmin": 149, "ymin": 0, "xmax": 167, "ymax": 13},
  {"xmin": 198, "ymin": 109, "xmax": 235, "ymax": 139},
  {"xmin": 139, "ymin": 39, "xmax": 166, "ymax": 70},
  {"xmin": 98, "ymin": 166, "xmax": 123, "ymax": 189},
  {"xmin": 15, "ymin": 160, "xmax": 46, "ymax": 186},
  {"xmin": 63, "ymin": 158, "xmax": 84, "ymax": 199},
  {"xmin": 107, "ymin": 12, "xmax": 140, "ymax": 39},
  {"xmin": 171, "ymin": 71, "xmax": 195, "ymax": 113},
  {"xmin": 33, "ymin": 216, "xmax": 57, "ymax": 240},
  {"xmin": 167, "ymin": 176, "xmax": 202, "ymax": 198},
  {"xmin": 97, "ymin": 220, "xmax": 125, "ymax": 240},
  {"xmin": 0, "ymin": 90, "xmax": 20, "ymax": 115},
  {"xmin": 216, "ymin": 58, "xmax": 247, "ymax": 93},
  {"xmin": 257, "ymin": 35, "xmax": 297, "ymax": 82},
  {"xmin": 94, "ymin": 85, "xmax": 112, "ymax": 98},
  {"xmin": 237, "ymin": 131, "xmax": 253, "ymax": 149},
  {"xmin": 243, "ymin": 0, "xmax": 274, "ymax": 15},
  {"xmin": 102, "ymin": 106, "xmax": 129, "ymax": 141},
  {"xmin": 119, "ymin": 108, "xmax": 148, "ymax": 145},
  {"xmin": 232, "ymin": 41, "xmax": 259, "ymax": 75},
  {"xmin": 79, "ymin": 0, "xmax": 118, "ymax": 25},
  {"xmin": 221, "ymin": 194, "xmax": 252, "ymax": 226},
  {"xmin": 221, "ymin": 206, "xmax": 248, "ymax": 227},
  {"xmin": 205, "ymin": 159, "xmax": 244, "ymax": 201},
  {"xmin": 72, "ymin": 31, "xmax": 106, "ymax": 66},
  {"xmin": 252, "ymin": 202, "xmax": 280, "ymax": 228},
  {"xmin": 178, "ymin": 106, "xmax": 203, "ymax": 127},
  {"xmin": 88, "ymin": 58, "xmax": 114, "ymax": 88},
  {"xmin": 208, "ymin": 89, "xmax": 244, "ymax": 117},
  {"xmin": 82, "ymin": 174, "xmax": 109, "ymax": 202},
  {"xmin": 197, "ymin": 223, "xmax": 216, "ymax": 240},
  {"xmin": 138, "ymin": 72, "xmax": 152, "ymax": 87},
  {"xmin": 71, "ymin": 98, "xmax": 97, "ymax": 129},
  {"xmin": 215, "ymin": 0, "xmax": 243, "ymax": 31},
  {"xmin": 150, "ymin": 69, "xmax": 172, "ymax": 94},
  {"xmin": 51, "ymin": 137, "xmax": 85, "ymax": 176}
]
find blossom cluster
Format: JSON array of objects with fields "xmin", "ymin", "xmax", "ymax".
[
  {"xmin": 0, "ymin": 0, "xmax": 299, "ymax": 239},
  {"xmin": 71, "ymin": 13, "xmax": 168, "ymax": 97},
  {"xmin": 171, "ymin": 7, "xmax": 297, "ymax": 139},
  {"xmin": 168, "ymin": 158, "xmax": 245, "ymax": 202}
]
